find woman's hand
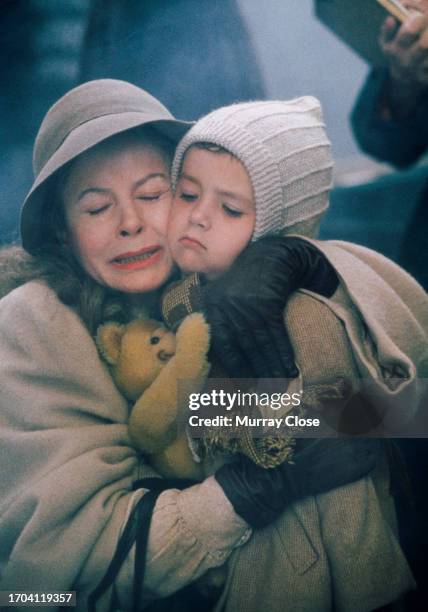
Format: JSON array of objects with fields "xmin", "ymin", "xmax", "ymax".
[{"xmin": 203, "ymin": 236, "xmax": 338, "ymax": 379}]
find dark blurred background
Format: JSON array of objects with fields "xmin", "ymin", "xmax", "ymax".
[
  {"xmin": 1, "ymin": 1, "xmax": 427, "ymax": 609},
  {"xmin": 1, "ymin": 0, "xmax": 425, "ymax": 263}
]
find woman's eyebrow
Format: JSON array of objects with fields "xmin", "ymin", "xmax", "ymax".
[
  {"xmin": 77, "ymin": 187, "xmax": 110, "ymax": 202},
  {"xmin": 133, "ymin": 173, "xmax": 169, "ymax": 189},
  {"xmin": 76, "ymin": 173, "xmax": 169, "ymax": 202}
]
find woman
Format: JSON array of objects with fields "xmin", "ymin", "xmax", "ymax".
[{"xmin": 0, "ymin": 79, "xmax": 418, "ymax": 611}]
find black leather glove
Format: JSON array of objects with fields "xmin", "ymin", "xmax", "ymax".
[
  {"xmin": 203, "ymin": 235, "xmax": 339, "ymax": 379},
  {"xmin": 215, "ymin": 437, "xmax": 382, "ymax": 528}
]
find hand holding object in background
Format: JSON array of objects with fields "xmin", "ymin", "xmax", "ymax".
[{"xmin": 380, "ymin": 1, "xmax": 428, "ymax": 117}]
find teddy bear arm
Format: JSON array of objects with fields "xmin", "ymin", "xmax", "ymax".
[
  {"xmin": 128, "ymin": 379, "xmax": 179, "ymax": 453},
  {"xmin": 128, "ymin": 351, "xmax": 210, "ymax": 453},
  {"xmin": 174, "ymin": 314, "xmax": 210, "ymax": 374}
]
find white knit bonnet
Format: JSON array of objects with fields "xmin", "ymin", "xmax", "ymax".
[{"xmin": 171, "ymin": 96, "xmax": 333, "ymax": 240}]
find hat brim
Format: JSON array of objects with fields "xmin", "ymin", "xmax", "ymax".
[{"xmin": 21, "ymin": 112, "xmax": 192, "ymax": 253}]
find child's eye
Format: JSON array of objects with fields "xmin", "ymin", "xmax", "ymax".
[
  {"xmin": 222, "ymin": 204, "xmax": 243, "ymax": 218},
  {"xmin": 88, "ymin": 204, "xmax": 110, "ymax": 216},
  {"xmin": 179, "ymin": 192, "xmax": 198, "ymax": 203}
]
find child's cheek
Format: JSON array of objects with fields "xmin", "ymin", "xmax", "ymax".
[{"xmin": 166, "ymin": 205, "xmax": 180, "ymax": 241}]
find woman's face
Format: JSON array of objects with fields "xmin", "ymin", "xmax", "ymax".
[{"xmin": 62, "ymin": 137, "xmax": 175, "ymax": 294}]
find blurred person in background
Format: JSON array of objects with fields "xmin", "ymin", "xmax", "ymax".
[
  {"xmin": 0, "ymin": 0, "xmax": 264, "ymax": 245},
  {"xmin": 79, "ymin": 0, "xmax": 265, "ymax": 120},
  {"xmin": 352, "ymin": 0, "xmax": 428, "ymax": 289},
  {"xmin": 352, "ymin": 2, "xmax": 428, "ymax": 609}
]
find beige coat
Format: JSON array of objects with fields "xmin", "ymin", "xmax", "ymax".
[
  {"xmin": 0, "ymin": 281, "xmax": 249, "ymax": 611},
  {"xmin": 213, "ymin": 290, "xmax": 415, "ymax": 612},
  {"xmin": 0, "ymin": 241, "xmax": 426, "ymax": 611},
  {"xmin": 211, "ymin": 240, "xmax": 428, "ymax": 612}
]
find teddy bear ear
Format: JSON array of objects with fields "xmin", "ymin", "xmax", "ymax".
[{"xmin": 96, "ymin": 323, "xmax": 125, "ymax": 365}]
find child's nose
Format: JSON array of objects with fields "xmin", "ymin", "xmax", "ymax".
[{"xmin": 189, "ymin": 201, "xmax": 211, "ymax": 229}]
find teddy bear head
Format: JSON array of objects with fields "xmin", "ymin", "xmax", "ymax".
[{"xmin": 96, "ymin": 318, "xmax": 176, "ymax": 401}]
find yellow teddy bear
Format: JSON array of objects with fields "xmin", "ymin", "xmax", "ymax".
[
  {"xmin": 96, "ymin": 313, "xmax": 210, "ymax": 480},
  {"xmin": 97, "ymin": 310, "xmax": 295, "ymax": 483},
  {"xmin": 96, "ymin": 312, "xmax": 296, "ymax": 594}
]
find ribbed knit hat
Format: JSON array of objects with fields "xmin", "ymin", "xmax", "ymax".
[{"xmin": 171, "ymin": 97, "xmax": 333, "ymax": 240}]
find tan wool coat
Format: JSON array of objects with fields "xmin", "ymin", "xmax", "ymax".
[
  {"xmin": 206, "ymin": 240, "xmax": 428, "ymax": 612},
  {"xmin": 0, "ymin": 240, "xmax": 426, "ymax": 611}
]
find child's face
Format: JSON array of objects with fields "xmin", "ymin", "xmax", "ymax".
[{"xmin": 168, "ymin": 147, "xmax": 255, "ymax": 279}]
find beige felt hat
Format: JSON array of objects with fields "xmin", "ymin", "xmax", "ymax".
[{"xmin": 20, "ymin": 79, "xmax": 192, "ymax": 254}]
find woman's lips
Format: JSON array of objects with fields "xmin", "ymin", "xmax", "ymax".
[
  {"xmin": 110, "ymin": 246, "xmax": 163, "ymax": 270},
  {"xmin": 179, "ymin": 236, "xmax": 206, "ymax": 250}
]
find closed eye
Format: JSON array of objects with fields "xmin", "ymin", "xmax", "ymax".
[
  {"xmin": 138, "ymin": 194, "xmax": 162, "ymax": 202},
  {"xmin": 88, "ymin": 204, "xmax": 111, "ymax": 216},
  {"xmin": 179, "ymin": 192, "xmax": 198, "ymax": 202},
  {"xmin": 222, "ymin": 204, "xmax": 243, "ymax": 218},
  {"xmin": 137, "ymin": 185, "xmax": 171, "ymax": 202}
]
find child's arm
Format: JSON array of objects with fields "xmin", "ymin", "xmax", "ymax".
[{"xmin": 162, "ymin": 236, "xmax": 339, "ymax": 379}]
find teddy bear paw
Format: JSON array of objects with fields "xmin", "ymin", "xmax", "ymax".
[{"xmin": 176, "ymin": 313, "xmax": 210, "ymax": 357}]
